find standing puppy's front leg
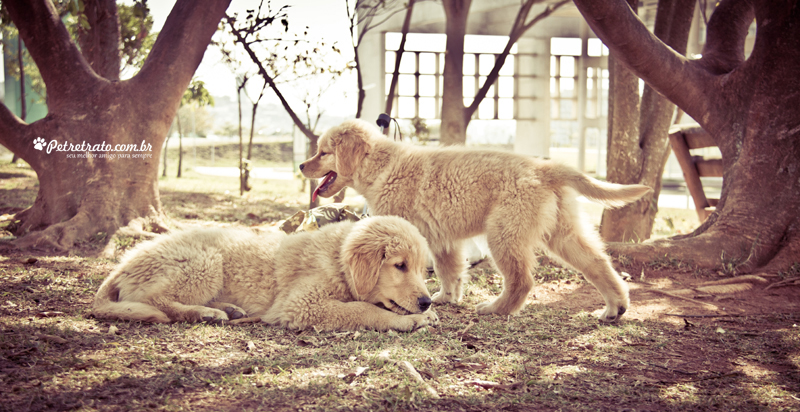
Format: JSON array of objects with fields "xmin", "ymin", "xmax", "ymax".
[{"xmin": 430, "ymin": 242, "xmax": 466, "ymax": 304}]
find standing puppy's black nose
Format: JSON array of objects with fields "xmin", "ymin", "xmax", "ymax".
[
  {"xmin": 418, "ymin": 296, "xmax": 432, "ymax": 312},
  {"xmin": 299, "ymin": 163, "xmax": 305, "ymax": 171}
]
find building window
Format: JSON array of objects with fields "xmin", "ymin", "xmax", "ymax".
[{"xmin": 384, "ymin": 33, "xmax": 527, "ymax": 121}]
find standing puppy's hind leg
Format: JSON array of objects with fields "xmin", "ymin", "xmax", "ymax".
[{"xmin": 546, "ymin": 207, "xmax": 629, "ymax": 322}]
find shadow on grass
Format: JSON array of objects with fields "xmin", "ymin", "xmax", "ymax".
[
  {"xmin": 2, "ymin": 291, "xmax": 798, "ymax": 411},
  {"xmin": 159, "ymin": 189, "xmax": 299, "ymax": 226}
]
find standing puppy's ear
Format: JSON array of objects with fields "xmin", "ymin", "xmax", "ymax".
[{"xmin": 333, "ymin": 129, "xmax": 369, "ymax": 177}]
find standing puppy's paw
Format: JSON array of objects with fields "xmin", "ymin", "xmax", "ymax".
[
  {"xmin": 431, "ymin": 290, "xmax": 459, "ymax": 304},
  {"xmin": 598, "ymin": 305, "xmax": 627, "ymax": 322}
]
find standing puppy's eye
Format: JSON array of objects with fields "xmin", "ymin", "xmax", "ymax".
[
  {"xmin": 394, "ymin": 262, "xmax": 407, "ymax": 272},
  {"xmin": 319, "ymin": 152, "xmax": 327, "ymax": 156}
]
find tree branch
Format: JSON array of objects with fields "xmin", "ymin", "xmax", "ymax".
[
  {"xmin": 465, "ymin": 0, "xmax": 568, "ymax": 120},
  {"xmin": 131, "ymin": 0, "xmax": 231, "ymax": 116},
  {"xmin": 78, "ymin": 0, "xmax": 122, "ymax": 80},
  {"xmin": 0, "ymin": 103, "xmax": 30, "ymax": 159},
  {"xmin": 699, "ymin": 0, "xmax": 754, "ymax": 74},
  {"xmin": 226, "ymin": 14, "xmax": 318, "ymax": 141},
  {"xmin": 4, "ymin": 0, "xmax": 101, "ymax": 103},
  {"xmin": 572, "ymin": 0, "xmax": 715, "ymax": 126},
  {"xmin": 384, "ymin": 0, "xmax": 416, "ymax": 119}
]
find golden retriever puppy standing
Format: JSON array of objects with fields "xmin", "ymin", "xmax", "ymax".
[
  {"xmin": 300, "ymin": 119, "xmax": 652, "ymax": 321},
  {"xmin": 93, "ymin": 217, "xmax": 438, "ymax": 331}
]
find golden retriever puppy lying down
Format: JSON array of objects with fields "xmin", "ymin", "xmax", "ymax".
[
  {"xmin": 92, "ymin": 216, "xmax": 438, "ymax": 331},
  {"xmin": 300, "ymin": 119, "xmax": 653, "ymax": 322}
]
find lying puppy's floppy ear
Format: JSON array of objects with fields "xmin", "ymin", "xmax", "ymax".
[
  {"xmin": 343, "ymin": 230, "xmax": 385, "ymax": 298},
  {"xmin": 333, "ymin": 128, "xmax": 368, "ymax": 177}
]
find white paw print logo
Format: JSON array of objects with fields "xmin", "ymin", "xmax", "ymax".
[{"xmin": 33, "ymin": 137, "xmax": 46, "ymax": 151}]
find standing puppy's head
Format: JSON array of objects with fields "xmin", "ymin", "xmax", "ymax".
[
  {"xmin": 341, "ymin": 216, "xmax": 433, "ymax": 315},
  {"xmin": 299, "ymin": 119, "xmax": 374, "ymax": 201}
]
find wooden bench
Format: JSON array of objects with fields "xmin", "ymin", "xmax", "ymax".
[{"xmin": 668, "ymin": 125, "xmax": 723, "ymax": 221}]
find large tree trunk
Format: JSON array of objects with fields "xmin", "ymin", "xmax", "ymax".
[
  {"xmin": 574, "ymin": 0, "xmax": 800, "ymax": 272},
  {"xmin": 599, "ymin": 0, "xmax": 695, "ymax": 242},
  {"xmin": 439, "ymin": 0, "xmax": 470, "ymax": 146},
  {"xmin": 177, "ymin": 111, "xmax": 183, "ymax": 178},
  {"xmin": 0, "ymin": 0, "xmax": 231, "ymax": 250}
]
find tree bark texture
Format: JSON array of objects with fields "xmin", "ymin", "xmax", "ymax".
[
  {"xmin": 77, "ymin": 0, "xmax": 121, "ymax": 81},
  {"xmin": 439, "ymin": 0, "xmax": 470, "ymax": 146},
  {"xmin": 0, "ymin": 0, "xmax": 231, "ymax": 250},
  {"xmin": 574, "ymin": 0, "xmax": 800, "ymax": 272},
  {"xmin": 600, "ymin": 0, "xmax": 695, "ymax": 242}
]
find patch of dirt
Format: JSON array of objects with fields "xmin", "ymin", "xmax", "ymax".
[{"xmin": 521, "ymin": 262, "xmax": 800, "ymax": 326}]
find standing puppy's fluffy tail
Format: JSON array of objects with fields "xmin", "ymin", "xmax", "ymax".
[
  {"xmin": 560, "ymin": 165, "xmax": 653, "ymax": 208},
  {"xmin": 92, "ymin": 274, "xmax": 171, "ymax": 323}
]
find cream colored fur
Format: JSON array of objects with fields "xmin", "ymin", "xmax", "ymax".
[
  {"xmin": 93, "ymin": 217, "xmax": 438, "ymax": 331},
  {"xmin": 300, "ymin": 119, "xmax": 653, "ymax": 321}
]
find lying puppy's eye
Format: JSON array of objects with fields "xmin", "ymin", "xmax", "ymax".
[
  {"xmin": 319, "ymin": 152, "xmax": 328, "ymax": 156},
  {"xmin": 394, "ymin": 262, "xmax": 407, "ymax": 272}
]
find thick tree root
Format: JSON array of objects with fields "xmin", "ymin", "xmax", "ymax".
[
  {"xmin": 608, "ymin": 230, "xmax": 799, "ymax": 273},
  {"xmin": 14, "ymin": 207, "xmax": 169, "ymax": 253}
]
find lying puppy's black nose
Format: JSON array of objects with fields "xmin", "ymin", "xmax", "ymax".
[
  {"xmin": 418, "ymin": 296, "xmax": 431, "ymax": 312},
  {"xmin": 299, "ymin": 163, "xmax": 305, "ymax": 171}
]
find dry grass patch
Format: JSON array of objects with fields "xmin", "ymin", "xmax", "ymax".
[
  {"xmin": 2, "ymin": 257, "xmax": 800, "ymax": 411},
  {"xmin": 1, "ymin": 161, "xmax": 800, "ymax": 411}
]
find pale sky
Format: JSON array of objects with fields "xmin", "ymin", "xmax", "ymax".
[{"xmin": 148, "ymin": 0, "xmax": 356, "ymax": 115}]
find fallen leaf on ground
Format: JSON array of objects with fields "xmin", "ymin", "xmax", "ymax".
[
  {"xmin": 464, "ymin": 379, "xmax": 525, "ymax": 392},
  {"xmin": 454, "ymin": 362, "xmax": 488, "ymax": 371},
  {"xmin": 35, "ymin": 311, "xmax": 65, "ymax": 318},
  {"xmin": 37, "ymin": 334, "xmax": 68, "ymax": 344}
]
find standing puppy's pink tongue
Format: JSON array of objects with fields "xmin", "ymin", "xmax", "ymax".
[{"xmin": 312, "ymin": 172, "xmax": 337, "ymax": 202}]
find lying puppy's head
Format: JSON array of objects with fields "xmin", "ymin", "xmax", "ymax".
[
  {"xmin": 341, "ymin": 216, "xmax": 432, "ymax": 315},
  {"xmin": 300, "ymin": 119, "xmax": 374, "ymax": 201}
]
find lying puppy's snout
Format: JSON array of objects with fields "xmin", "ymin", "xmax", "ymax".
[
  {"xmin": 299, "ymin": 163, "xmax": 305, "ymax": 171},
  {"xmin": 418, "ymin": 296, "xmax": 432, "ymax": 312}
]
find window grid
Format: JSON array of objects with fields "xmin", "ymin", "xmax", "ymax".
[{"xmin": 385, "ymin": 51, "xmax": 537, "ymax": 121}]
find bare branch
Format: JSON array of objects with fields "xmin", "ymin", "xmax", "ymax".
[
  {"xmin": 225, "ymin": 13, "xmax": 318, "ymax": 140},
  {"xmin": 465, "ymin": 0, "xmax": 568, "ymax": 120},
  {"xmin": 384, "ymin": 0, "xmax": 416, "ymax": 118}
]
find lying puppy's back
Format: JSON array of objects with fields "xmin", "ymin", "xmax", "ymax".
[{"xmin": 93, "ymin": 227, "xmax": 284, "ymax": 323}]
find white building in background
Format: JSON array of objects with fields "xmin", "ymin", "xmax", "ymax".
[
  {"xmin": 357, "ymin": 0, "xmax": 713, "ymax": 180},
  {"xmin": 358, "ymin": 1, "xmax": 606, "ymax": 170}
]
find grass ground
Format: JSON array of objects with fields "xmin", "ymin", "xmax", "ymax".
[{"xmin": 1, "ymin": 146, "xmax": 799, "ymax": 411}]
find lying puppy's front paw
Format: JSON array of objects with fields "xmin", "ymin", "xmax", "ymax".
[
  {"xmin": 399, "ymin": 310, "xmax": 439, "ymax": 332},
  {"xmin": 223, "ymin": 306, "xmax": 246, "ymax": 320},
  {"xmin": 199, "ymin": 308, "xmax": 229, "ymax": 324}
]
